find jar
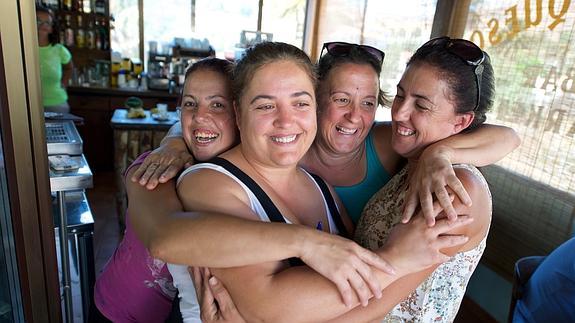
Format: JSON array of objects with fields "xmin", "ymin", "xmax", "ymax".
[
  {"xmin": 121, "ymin": 58, "xmax": 132, "ymax": 72},
  {"xmin": 133, "ymin": 63, "xmax": 143, "ymax": 76}
]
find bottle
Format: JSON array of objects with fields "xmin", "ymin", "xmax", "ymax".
[
  {"xmin": 75, "ymin": 15, "xmax": 85, "ymax": 48},
  {"xmin": 86, "ymin": 20, "xmax": 95, "ymax": 49},
  {"xmin": 100, "ymin": 19, "xmax": 109, "ymax": 50},
  {"xmin": 63, "ymin": 0, "xmax": 72, "ymax": 11},
  {"xmin": 110, "ymin": 61, "xmax": 120, "ymax": 87},
  {"xmin": 59, "ymin": 28, "xmax": 66, "ymax": 45},
  {"xmin": 83, "ymin": 0, "xmax": 92, "ymax": 13},
  {"xmin": 64, "ymin": 15, "xmax": 74, "ymax": 47},
  {"xmin": 94, "ymin": 19, "xmax": 102, "ymax": 49},
  {"xmin": 94, "ymin": 0, "xmax": 105, "ymax": 15}
]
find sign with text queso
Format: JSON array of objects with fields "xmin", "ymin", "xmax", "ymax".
[{"xmin": 464, "ymin": 0, "xmax": 575, "ymax": 193}]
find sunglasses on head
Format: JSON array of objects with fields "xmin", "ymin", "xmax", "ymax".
[
  {"xmin": 421, "ymin": 37, "xmax": 485, "ymax": 111},
  {"xmin": 320, "ymin": 42, "xmax": 385, "ymax": 65}
]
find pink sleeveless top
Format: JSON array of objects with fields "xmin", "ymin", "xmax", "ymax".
[{"xmin": 94, "ymin": 152, "xmax": 177, "ymax": 322}]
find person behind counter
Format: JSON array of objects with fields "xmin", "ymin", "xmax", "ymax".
[{"xmin": 36, "ymin": 5, "xmax": 73, "ymax": 113}]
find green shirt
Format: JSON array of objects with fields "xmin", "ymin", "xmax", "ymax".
[{"xmin": 39, "ymin": 44, "xmax": 72, "ymax": 106}]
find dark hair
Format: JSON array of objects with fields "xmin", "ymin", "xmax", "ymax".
[
  {"xmin": 35, "ymin": 5, "xmax": 59, "ymax": 45},
  {"xmin": 233, "ymin": 42, "xmax": 317, "ymax": 105},
  {"xmin": 318, "ymin": 45, "xmax": 391, "ymax": 107},
  {"xmin": 178, "ymin": 57, "xmax": 234, "ymax": 106},
  {"xmin": 407, "ymin": 41, "xmax": 495, "ymax": 130},
  {"xmin": 184, "ymin": 57, "xmax": 234, "ymax": 82}
]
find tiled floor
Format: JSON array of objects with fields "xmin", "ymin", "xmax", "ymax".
[{"xmin": 88, "ymin": 170, "xmax": 496, "ymax": 322}]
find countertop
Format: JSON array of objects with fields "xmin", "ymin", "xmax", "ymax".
[
  {"xmin": 110, "ymin": 108, "xmax": 178, "ymax": 130},
  {"xmin": 68, "ymin": 86, "xmax": 179, "ymax": 99}
]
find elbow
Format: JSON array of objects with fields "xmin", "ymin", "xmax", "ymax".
[
  {"xmin": 231, "ymin": 289, "xmax": 303, "ymax": 323},
  {"xmin": 509, "ymin": 129, "xmax": 521, "ymax": 150},
  {"xmin": 239, "ymin": 305, "xmax": 293, "ymax": 323},
  {"xmin": 147, "ymin": 230, "xmax": 172, "ymax": 262}
]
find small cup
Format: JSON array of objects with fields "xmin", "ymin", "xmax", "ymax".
[{"xmin": 156, "ymin": 103, "xmax": 168, "ymax": 118}]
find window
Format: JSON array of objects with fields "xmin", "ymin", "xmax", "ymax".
[
  {"xmin": 193, "ymin": 0, "xmax": 260, "ymax": 58},
  {"xmin": 260, "ymin": 0, "xmax": 307, "ymax": 48},
  {"xmin": 110, "ymin": 0, "xmax": 139, "ymax": 60},
  {"xmin": 110, "ymin": 0, "xmax": 306, "ymax": 62},
  {"xmin": 462, "ymin": 0, "xmax": 575, "ymax": 273}
]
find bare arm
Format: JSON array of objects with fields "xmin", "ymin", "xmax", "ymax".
[
  {"xmin": 61, "ymin": 60, "xmax": 73, "ymax": 88},
  {"xmin": 402, "ymin": 123, "xmax": 520, "ymax": 223},
  {"xmin": 125, "ymin": 165, "xmax": 184, "ymax": 249}
]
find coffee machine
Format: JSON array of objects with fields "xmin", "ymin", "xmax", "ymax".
[{"xmin": 147, "ymin": 52, "xmax": 171, "ymax": 91}]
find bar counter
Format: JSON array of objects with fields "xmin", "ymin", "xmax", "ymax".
[
  {"xmin": 67, "ymin": 86, "xmax": 180, "ymax": 100},
  {"xmin": 68, "ymin": 86, "xmax": 179, "ymax": 171}
]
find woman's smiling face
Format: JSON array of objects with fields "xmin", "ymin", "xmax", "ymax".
[
  {"xmin": 316, "ymin": 63, "xmax": 379, "ymax": 155},
  {"xmin": 391, "ymin": 63, "xmax": 470, "ymax": 159},
  {"xmin": 180, "ymin": 68, "xmax": 237, "ymax": 162},
  {"xmin": 236, "ymin": 60, "xmax": 317, "ymax": 168}
]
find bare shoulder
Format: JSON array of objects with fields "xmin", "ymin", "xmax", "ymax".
[
  {"xmin": 453, "ymin": 166, "xmax": 491, "ymax": 208},
  {"xmin": 448, "ymin": 166, "xmax": 492, "ymax": 251},
  {"xmin": 177, "ymin": 167, "xmax": 255, "ymax": 219},
  {"xmin": 125, "ymin": 164, "xmax": 176, "ymax": 196},
  {"xmin": 372, "ymin": 122, "xmax": 403, "ymax": 174}
]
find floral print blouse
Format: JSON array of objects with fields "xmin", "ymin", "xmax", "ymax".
[{"xmin": 354, "ymin": 164, "xmax": 491, "ymax": 323}]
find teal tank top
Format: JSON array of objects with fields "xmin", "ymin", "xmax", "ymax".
[{"xmin": 334, "ymin": 129, "xmax": 391, "ymax": 224}]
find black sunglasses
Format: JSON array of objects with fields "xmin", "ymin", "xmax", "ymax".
[
  {"xmin": 320, "ymin": 42, "xmax": 385, "ymax": 65},
  {"xmin": 421, "ymin": 37, "xmax": 485, "ymax": 111}
]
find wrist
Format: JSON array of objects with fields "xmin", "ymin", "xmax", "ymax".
[
  {"xmin": 376, "ymin": 246, "xmax": 412, "ymax": 277},
  {"xmin": 295, "ymin": 225, "xmax": 321, "ymax": 261},
  {"xmin": 161, "ymin": 136, "xmax": 188, "ymax": 151},
  {"xmin": 423, "ymin": 143, "xmax": 454, "ymax": 164}
]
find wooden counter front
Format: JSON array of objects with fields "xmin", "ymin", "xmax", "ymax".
[{"xmin": 110, "ymin": 109, "xmax": 179, "ymax": 228}]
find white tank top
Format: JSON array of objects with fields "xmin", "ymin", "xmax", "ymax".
[{"xmin": 169, "ymin": 162, "xmax": 342, "ymax": 322}]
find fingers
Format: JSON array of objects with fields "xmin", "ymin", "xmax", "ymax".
[
  {"xmin": 358, "ymin": 248, "xmax": 396, "ymax": 276},
  {"xmin": 435, "ymin": 234, "xmax": 470, "ymax": 250},
  {"xmin": 189, "ymin": 266, "xmax": 202, "ymax": 298},
  {"xmin": 419, "ymin": 189, "xmax": 435, "ymax": 226},
  {"xmin": 159, "ymin": 164, "xmax": 182, "ymax": 183},
  {"xmin": 352, "ymin": 258, "xmax": 382, "ymax": 300},
  {"xmin": 145, "ymin": 163, "xmax": 170, "ymax": 190},
  {"xmin": 208, "ymin": 276, "xmax": 242, "ymax": 320},
  {"xmin": 447, "ymin": 176, "xmax": 472, "ymax": 207},
  {"xmin": 334, "ymin": 279, "xmax": 354, "ymax": 308},
  {"xmin": 432, "ymin": 215, "xmax": 474, "ymax": 236},
  {"xmin": 199, "ymin": 270, "xmax": 218, "ymax": 322},
  {"xmin": 346, "ymin": 272, "xmax": 371, "ymax": 307},
  {"xmin": 401, "ymin": 189, "xmax": 418, "ymax": 223},
  {"xmin": 434, "ymin": 184, "xmax": 456, "ymax": 221},
  {"xmin": 130, "ymin": 163, "xmax": 147, "ymax": 183}
]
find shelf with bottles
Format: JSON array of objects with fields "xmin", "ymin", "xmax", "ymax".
[
  {"xmin": 40, "ymin": 0, "xmax": 108, "ymax": 16},
  {"xmin": 57, "ymin": 12, "xmax": 111, "ymax": 51}
]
